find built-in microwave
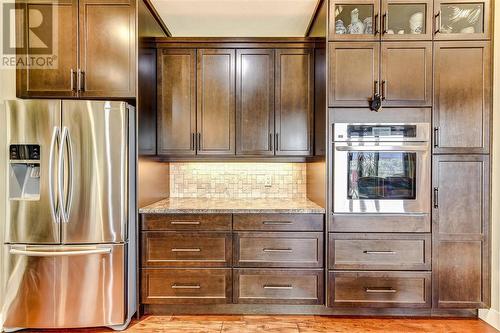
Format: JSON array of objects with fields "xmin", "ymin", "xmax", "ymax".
[{"xmin": 332, "ymin": 123, "xmax": 431, "ymax": 217}]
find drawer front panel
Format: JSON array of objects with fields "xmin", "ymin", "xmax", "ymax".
[
  {"xmin": 234, "ymin": 269, "xmax": 324, "ymax": 304},
  {"xmin": 141, "ymin": 269, "xmax": 231, "ymax": 304},
  {"xmin": 329, "ymin": 271, "xmax": 431, "ymax": 308},
  {"xmin": 233, "ymin": 214, "xmax": 324, "ymax": 231},
  {"xmin": 142, "ymin": 214, "xmax": 232, "ymax": 231},
  {"xmin": 142, "ymin": 232, "xmax": 232, "ymax": 267},
  {"xmin": 234, "ymin": 232, "xmax": 323, "ymax": 268},
  {"xmin": 329, "ymin": 234, "xmax": 431, "ymax": 270},
  {"xmin": 330, "ymin": 214, "xmax": 431, "ymax": 233}
]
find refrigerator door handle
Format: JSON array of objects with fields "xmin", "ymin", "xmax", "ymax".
[
  {"xmin": 65, "ymin": 128, "xmax": 75, "ymax": 222},
  {"xmin": 58, "ymin": 127, "xmax": 69, "ymax": 223},
  {"xmin": 49, "ymin": 126, "xmax": 61, "ymax": 224},
  {"xmin": 9, "ymin": 246, "xmax": 112, "ymax": 257}
]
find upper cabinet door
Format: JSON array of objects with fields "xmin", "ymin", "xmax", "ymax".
[
  {"xmin": 380, "ymin": 41, "xmax": 432, "ymax": 107},
  {"xmin": 275, "ymin": 49, "xmax": 314, "ymax": 156},
  {"xmin": 78, "ymin": 0, "xmax": 136, "ymax": 98},
  {"xmin": 236, "ymin": 49, "xmax": 275, "ymax": 156},
  {"xmin": 381, "ymin": 0, "xmax": 433, "ymax": 40},
  {"xmin": 328, "ymin": 42, "xmax": 380, "ymax": 107},
  {"xmin": 157, "ymin": 49, "xmax": 196, "ymax": 155},
  {"xmin": 197, "ymin": 49, "xmax": 236, "ymax": 155},
  {"xmin": 433, "ymin": 41, "xmax": 491, "ymax": 154},
  {"xmin": 17, "ymin": 0, "xmax": 78, "ymax": 98},
  {"xmin": 329, "ymin": 0, "xmax": 381, "ymax": 41},
  {"xmin": 434, "ymin": 0, "xmax": 491, "ymax": 40}
]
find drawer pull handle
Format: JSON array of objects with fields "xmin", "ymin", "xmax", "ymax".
[
  {"xmin": 263, "ymin": 248, "xmax": 293, "ymax": 253},
  {"xmin": 365, "ymin": 287, "xmax": 397, "ymax": 293},
  {"xmin": 171, "ymin": 248, "xmax": 201, "ymax": 252},
  {"xmin": 262, "ymin": 221, "xmax": 293, "ymax": 225},
  {"xmin": 170, "ymin": 221, "xmax": 201, "ymax": 225},
  {"xmin": 363, "ymin": 250, "xmax": 396, "ymax": 255},
  {"xmin": 264, "ymin": 284, "xmax": 293, "ymax": 290},
  {"xmin": 171, "ymin": 284, "xmax": 201, "ymax": 289}
]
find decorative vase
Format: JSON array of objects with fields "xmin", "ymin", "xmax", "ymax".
[
  {"xmin": 347, "ymin": 8, "xmax": 365, "ymax": 34},
  {"xmin": 335, "ymin": 20, "xmax": 347, "ymax": 34},
  {"xmin": 409, "ymin": 12, "xmax": 424, "ymax": 34},
  {"xmin": 363, "ymin": 17, "xmax": 373, "ymax": 34}
]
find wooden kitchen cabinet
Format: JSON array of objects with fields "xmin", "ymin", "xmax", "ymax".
[
  {"xmin": 380, "ymin": 41, "xmax": 432, "ymax": 106},
  {"xmin": 16, "ymin": 0, "xmax": 78, "ymax": 98},
  {"xmin": 381, "ymin": 0, "xmax": 433, "ymax": 40},
  {"xmin": 197, "ymin": 49, "xmax": 236, "ymax": 155},
  {"xmin": 328, "ymin": 42, "xmax": 380, "ymax": 107},
  {"xmin": 17, "ymin": 0, "xmax": 136, "ymax": 99},
  {"xmin": 434, "ymin": 0, "xmax": 491, "ymax": 40},
  {"xmin": 275, "ymin": 49, "xmax": 314, "ymax": 156},
  {"xmin": 78, "ymin": 0, "xmax": 136, "ymax": 98},
  {"xmin": 433, "ymin": 41, "xmax": 491, "ymax": 154},
  {"xmin": 432, "ymin": 155, "xmax": 490, "ymax": 308},
  {"xmin": 236, "ymin": 49, "xmax": 275, "ymax": 156},
  {"xmin": 157, "ymin": 49, "xmax": 196, "ymax": 155},
  {"xmin": 328, "ymin": 0, "xmax": 381, "ymax": 41}
]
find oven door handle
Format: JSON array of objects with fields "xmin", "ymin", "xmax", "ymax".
[{"xmin": 335, "ymin": 145, "xmax": 429, "ymax": 152}]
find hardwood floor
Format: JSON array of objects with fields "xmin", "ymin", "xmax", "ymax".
[{"xmin": 28, "ymin": 315, "xmax": 499, "ymax": 332}]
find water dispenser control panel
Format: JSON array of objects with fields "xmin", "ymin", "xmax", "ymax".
[{"xmin": 10, "ymin": 144, "xmax": 40, "ymax": 160}]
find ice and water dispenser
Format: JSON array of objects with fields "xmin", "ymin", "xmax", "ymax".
[{"xmin": 9, "ymin": 144, "xmax": 41, "ymax": 200}]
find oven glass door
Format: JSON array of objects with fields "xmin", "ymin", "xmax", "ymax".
[{"xmin": 333, "ymin": 142, "xmax": 430, "ymax": 214}]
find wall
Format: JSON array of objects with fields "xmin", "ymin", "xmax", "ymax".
[
  {"xmin": 479, "ymin": 2, "xmax": 500, "ymax": 329},
  {"xmin": 169, "ymin": 162, "xmax": 306, "ymax": 199}
]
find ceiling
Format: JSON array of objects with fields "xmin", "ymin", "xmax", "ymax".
[{"xmin": 150, "ymin": 0, "xmax": 319, "ymax": 37}]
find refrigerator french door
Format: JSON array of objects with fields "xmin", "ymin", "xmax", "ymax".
[{"xmin": 3, "ymin": 100, "xmax": 135, "ymax": 331}]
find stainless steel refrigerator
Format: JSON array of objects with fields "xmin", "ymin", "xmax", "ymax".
[{"xmin": 2, "ymin": 100, "xmax": 136, "ymax": 331}]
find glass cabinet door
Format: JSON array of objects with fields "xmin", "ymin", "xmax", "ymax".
[
  {"xmin": 434, "ymin": 0, "xmax": 491, "ymax": 40},
  {"xmin": 329, "ymin": 0, "xmax": 380, "ymax": 41},
  {"xmin": 381, "ymin": 0, "xmax": 433, "ymax": 40}
]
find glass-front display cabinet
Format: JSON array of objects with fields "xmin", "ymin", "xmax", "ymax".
[
  {"xmin": 381, "ymin": 0, "xmax": 433, "ymax": 40},
  {"xmin": 329, "ymin": 0, "xmax": 381, "ymax": 41},
  {"xmin": 434, "ymin": 0, "xmax": 491, "ymax": 40}
]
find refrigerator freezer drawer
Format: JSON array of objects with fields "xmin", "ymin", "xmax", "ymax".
[{"xmin": 2, "ymin": 244, "xmax": 126, "ymax": 329}]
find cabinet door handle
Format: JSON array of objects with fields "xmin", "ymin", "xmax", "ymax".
[
  {"xmin": 374, "ymin": 80, "xmax": 379, "ymax": 97},
  {"xmin": 77, "ymin": 69, "xmax": 85, "ymax": 92},
  {"xmin": 171, "ymin": 248, "xmax": 201, "ymax": 252},
  {"xmin": 434, "ymin": 11, "xmax": 441, "ymax": 34},
  {"xmin": 365, "ymin": 287, "xmax": 397, "ymax": 293},
  {"xmin": 269, "ymin": 133, "xmax": 273, "ymax": 151},
  {"xmin": 262, "ymin": 221, "xmax": 293, "ymax": 225},
  {"xmin": 171, "ymin": 221, "xmax": 200, "ymax": 225},
  {"xmin": 363, "ymin": 250, "xmax": 396, "ymax": 255},
  {"xmin": 197, "ymin": 133, "xmax": 201, "ymax": 150},
  {"xmin": 381, "ymin": 80, "xmax": 386, "ymax": 100},
  {"xmin": 191, "ymin": 133, "xmax": 195, "ymax": 150},
  {"xmin": 433, "ymin": 187, "xmax": 439, "ymax": 209},
  {"xmin": 374, "ymin": 14, "xmax": 379, "ymax": 35},
  {"xmin": 275, "ymin": 133, "xmax": 279, "ymax": 151},
  {"xmin": 382, "ymin": 13, "xmax": 388, "ymax": 34},
  {"xmin": 263, "ymin": 248, "xmax": 293, "ymax": 253},
  {"xmin": 70, "ymin": 69, "xmax": 76, "ymax": 92},
  {"xmin": 264, "ymin": 284, "xmax": 293, "ymax": 290},
  {"xmin": 433, "ymin": 127, "xmax": 440, "ymax": 148},
  {"xmin": 171, "ymin": 284, "xmax": 201, "ymax": 289}
]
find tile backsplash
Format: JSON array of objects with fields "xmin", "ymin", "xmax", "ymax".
[{"xmin": 170, "ymin": 163, "xmax": 306, "ymax": 199}]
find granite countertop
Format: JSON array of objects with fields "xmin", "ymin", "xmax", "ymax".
[{"xmin": 139, "ymin": 197, "xmax": 325, "ymax": 214}]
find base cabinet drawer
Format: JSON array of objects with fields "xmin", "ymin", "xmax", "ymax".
[
  {"xmin": 233, "ymin": 214, "xmax": 324, "ymax": 231},
  {"xmin": 329, "ymin": 271, "xmax": 431, "ymax": 308},
  {"xmin": 234, "ymin": 269, "xmax": 324, "ymax": 305},
  {"xmin": 234, "ymin": 232, "xmax": 323, "ymax": 268},
  {"xmin": 329, "ymin": 234, "xmax": 431, "ymax": 271},
  {"xmin": 141, "ymin": 269, "xmax": 232, "ymax": 304},
  {"xmin": 142, "ymin": 214, "xmax": 232, "ymax": 231},
  {"xmin": 142, "ymin": 232, "xmax": 232, "ymax": 267}
]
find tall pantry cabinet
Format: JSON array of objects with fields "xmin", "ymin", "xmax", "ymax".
[{"xmin": 327, "ymin": 0, "xmax": 492, "ymax": 310}]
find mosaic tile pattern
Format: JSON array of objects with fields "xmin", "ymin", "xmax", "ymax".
[{"xmin": 169, "ymin": 163, "xmax": 307, "ymax": 199}]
